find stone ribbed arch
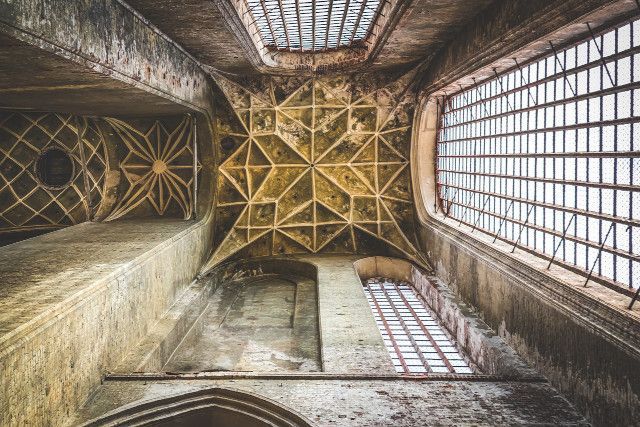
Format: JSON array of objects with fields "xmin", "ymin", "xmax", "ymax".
[{"xmin": 205, "ymin": 68, "xmax": 428, "ymax": 270}]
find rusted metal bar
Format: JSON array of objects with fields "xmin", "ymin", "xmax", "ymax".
[
  {"xmin": 336, "ymin": 0, "xmax": 351, "ymax": 48},
  {"xmin": 443, "ymin": 187, "xmax": 459, "ymax": 219},
  {"xmin": 514, "ymin": 58, "xmax": 537, "ymax": 106},
  {"xmin": 491, "ymin": 199, "xmax": 514, "ymax": 243},
  {"xmin": 348, "ymin": 0, "xmax": 369, "ymax": 46},
  {"xmin": 510, "ymin": 204, "xmax": 534, "ymax": 253},
  {"xmin": 444, "ymin": 44, "xmax": 640, "ymax": 115},
  {"xmin": 311, "ymin": 0, "xmax": 316, "ymax": 51},
  {"xmin": 243, "ymin": 2, "xmax": 263, "ymax": 16},
  {"xmin": 446, "ymin": 200, "xmax": 636, "ymax": 262},
  {"xmin": 379, "ymin": 282, "xmax": 433, "ymax": 373},
  {"xmin": 275, "ymin": 0, "xmax": 291, "ymax": 49},
  {"xmin": 442, "ymin": 182, "xmax": 640, "ymax": 229},
  {"xmin": 547, "ymin": 213, "xmax": 577, "ymax": 269},
  {"xmin": 438, "ymin": 150, "xmax": 639, "ymax": 159},
  {"xmin": 470, "ymin": 196, "xmax": 490, "ymax": 233},
  {"xmin": 458, "ymin": 84, "xmax": 478, "ymax": 121},
  {"xmin": 295, "ymin": 0, "xmax": 303, "ymax": 49},
  {"xmin": 394, "ymin": 283, "xmax": 456, "ymax": 373},
  {"xmin": 442, "ymin": 80, "xmax": 640, "ymax": 131},
  {"xmin": 440, "ymin": 118, "xmax": 640, "ymax": 144},
  {"xmin": 365, "ymin": 282, "xmax": 410, "ymax": 373},
  {"xmin": 247, "ymin": 3, "xmax": 281, "ymax": 29},
  {"xmin": 437, "ymin": 168, "xmax": 640, "ymax": 192},
  {"xmin": 443, "ymin": 90, "xmax": 462, "ymax": 125},
  {"xmin": 493, "ymin": 68, "xmax": 514, "ymax": 112},
  {"xmin": 584, "ymin": 222, "xmax": 615, "ymax": 287},
  {"xmin": 437, "ymin": 17, "xmax": 640, "ymax": 294},
  {"xmin": 457, "ymin": 191, "xmax": 475, "ymax": 227},
  {"xmin": 586, "ymin": 22, "xmax": 616, "ymax": 88},
  {"xmin": 258, "ymin": 0, "xmax": 279, "ymax": 46},
  {"xmin": 549, "ymin": 41, "xmax": 577, "ymax": 97},
  {"xmin": 324, "ymin": 0, "xmax": 334, "ymax": 50},
  {"xmin": 362, "ymin": 0, "xmax": 390, "ymax": 43},
  {"xmin": 471, "ymin": 77, "xmax": 491, "ymax": 117},
  {"xmin": 452, "ymin": 214, "xmax": 637, "ymax": 298}
]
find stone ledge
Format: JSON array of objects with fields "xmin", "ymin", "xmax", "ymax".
[
  {"xmin": 423, "ymin": 216, "xmax": 640, "ymax": 360},
  {"xmin": 0, "ymin": 220, "xmax": 205, "ymax": 354},
  {"xmin": 72, "ymin": 378, "xmax": 587, "ymax": 426},
  {"xmin": 0, "ymin": 219, "xmax": 212, "ymax": 425}
]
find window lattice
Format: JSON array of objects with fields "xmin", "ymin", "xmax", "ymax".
[
  {"xmin": 245, "ymin": 0, "xmax": 382, "ymax": 52},
  {"xmin": 364, "ymin": 278, "xmax": 473, "ymax": 375},
  {"xmin": 437, "ymin": 18, "xmax": 640, "ymax": 295}
]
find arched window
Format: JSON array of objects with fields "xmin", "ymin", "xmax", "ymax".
[{"xmin": 435, "ymin": 18, "xmax": 640, "ymax": 299}]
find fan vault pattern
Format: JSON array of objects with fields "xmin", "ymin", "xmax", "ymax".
[
  {"xmin": 206, "ymin": 69, "xmax": 425, "ymax": 268},
  {"xmin": 104, "ymin": 116, "xmax": 199, "ymax": 221},
  {"xmin": 0, "ymin": 113, "xmax": 109, "ymax": 233},
  {"xmin": 0, "ymin": 112, "xmax": 199, "ymax": 245}
]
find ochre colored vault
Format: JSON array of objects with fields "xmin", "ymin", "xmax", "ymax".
[{"xmin": 206, "ymin": 70, "xmax": 425, "ymax": 269}]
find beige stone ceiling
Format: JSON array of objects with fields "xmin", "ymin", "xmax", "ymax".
[
  {"xmin": 205, "ymin": 69, "xmax": 427, "ymax": 269},
  {"xmin": 0, "ymin": 113, "xmax": 199, "ymax": 239},
  {"xmin": 0, "ymin": 113, "xmax": 109, "ymax": 231},
  {"xmin": 104, "ymin": 117, "xmax": 199, "ymax": 221}
]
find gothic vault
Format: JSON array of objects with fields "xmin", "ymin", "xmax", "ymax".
[
  {"xmin": 208, "ymin": 69, "xmax": 426, "ymax": 267},
  {"xmin": 0, "ymin": 0, "xmax": 638, "ymax": 426}
]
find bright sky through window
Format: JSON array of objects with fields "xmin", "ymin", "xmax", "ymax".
[
  {"xmin": 244, "ymin": 0, "xmax": 382, "ymax": 52},
  {"xmin": 363, "ymin": 278, "xmax": 474, "ymax": 375},
  {"xmin": 437, "ymin": 18, "xmax": 640, "ymax": 294}
]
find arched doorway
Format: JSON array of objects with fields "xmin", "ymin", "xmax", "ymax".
[{"xmin": 83, "ymin": 387, "xmax": 314, "ymax": 426}]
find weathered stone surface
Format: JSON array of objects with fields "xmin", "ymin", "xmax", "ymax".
[
  {"xmin": 415, "ymin": 219, "xmax": 640, "ymax": 426},
  {"xmin": 299, "ymin": 255, "xmax": 397, "ymax": 374},
  {"xmin": 419, "ymin": 0, "xmax": 638, "ymax": 95},
  {"xmin": 0, "ymin": 0, "xmax": 214, "ymax": 116},
  {"xmin": 106, "ymin": 0, "xmax": 498, "ymax": 74},
  {"xmin": 163, "ymin": 274, "xmax": 321, "ymax": 372},
  {"xmin": 74, "ymin": 378, "xmax": 587, "ymax": 426},
  {"xmin": 0, "ymin": 219, "xmax": 213, "ymax": 426}
]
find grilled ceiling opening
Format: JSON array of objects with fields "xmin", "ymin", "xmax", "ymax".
[{"xmin": 245, "ymin": 0, "xmax": 382, "ymax": 52}]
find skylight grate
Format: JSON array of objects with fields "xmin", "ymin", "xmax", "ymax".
[
  {"xmin": 245, "ymin": 0, "xmax": 382, "ymax": 52},
  {"xmin": 363, "ymin": 278, "xmax": 474, "ymax": 375}
]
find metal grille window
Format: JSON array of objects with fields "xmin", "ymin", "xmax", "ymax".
[
  {"xmin": 244, "ymin": 0, "xmax": 382, "ymax": 51},
  {"xmin": 437, "ymin": 18, "xmax": 640, "ymax": 298},
  {"xmin": 363, "ymin": 278, "xmax": 474, "ymax": 374}
]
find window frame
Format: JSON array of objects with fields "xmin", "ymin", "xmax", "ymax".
[{"xmin": 430, "ymin": 15, "xmax": 640, "ymax": 300}]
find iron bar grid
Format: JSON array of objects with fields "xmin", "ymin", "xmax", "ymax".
[
  {"xmin": 363, "ymin": 278, "xmax": 474, "ymax": 375},
  {"xmin": 244, "ymin": 0, "xmax": 382, "ymax": 51},
  {"xmin": 437, "ymin": 18, "xmax": 640, "ymax": 296}
]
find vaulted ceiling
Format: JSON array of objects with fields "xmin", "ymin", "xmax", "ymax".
[
  {"xmin": 123, "ymin": 0, "xmax": 496, "ymax": 74},
  {"xmin": 204, "ymin": 68, "xmax": 427, "ymax": 268}
]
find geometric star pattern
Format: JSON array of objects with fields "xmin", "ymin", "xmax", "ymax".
[
  {"xmin": 204, "ymin": 69, "xmax": 425, "ymax": 269},
  {"xmin": 104, "ymin": 116, "xmax": 199, "ymax": 221},
  {"xmin": 0, "ymin": 112, "xmax": 109, "ymax": 232}
]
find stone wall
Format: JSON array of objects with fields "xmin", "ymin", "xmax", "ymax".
[
  {"xmin": 414, "ymin": 218, "xmax": 640, "ymax": 425},
  {"xmin": 75, "ymin": 378, "xmax": 586, "ymax": 426},
  {"xmin": 409, "ymin": 2, "xmax": 640, "ymax": 422},
  {"xmin": 353, "ymin": 256, "xmax": 540, "ymax": 379},
  {"xmin": 0, "ymin": 0, "xmax": 214, "ymax": 115},
  {"xmin": 0, "ymin": 219, "xmax": 213, "ymax": 426}
]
